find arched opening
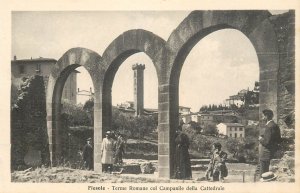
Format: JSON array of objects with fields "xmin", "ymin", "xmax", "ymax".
[
  {"xmin": 178, "ymin": 29, "xmax": 259, "ymax": 181},
  {"xmin": 102, "ymin": 52, "xmax": 159, "ymax": 171},
  {"xmin": 168, "ymin": 11, "xmax": 280, "ymax": 179},
  {"xmin": 51, "ymin": 64, "xmax": 96, "ymax": 167},
  {"xmin": 58, "ymin": 66, "xmax": 95, "ymax": 168}
]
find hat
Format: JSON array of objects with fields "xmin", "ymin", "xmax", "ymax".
[
  {"xmin": 86, "ymin": 137, "xmax": 92, "ymax": 141},
  {"xmin": 260, "ymin": 172, "xmax": 277, "ymax": 182},
  {"xmin": 105, "ymin": 131, "xmax": 111, "ymax": 135}
]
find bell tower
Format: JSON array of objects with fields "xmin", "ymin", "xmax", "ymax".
[{"xmin": 132, "ymin": 63, "xmax": 145, "ymax": 116}]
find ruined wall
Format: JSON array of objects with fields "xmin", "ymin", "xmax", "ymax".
[
  {"xmin": 268, "ymin": 11, "xmax": 295, "ymax": 182},
  {"xmin": 269, "ymin": 11, "xmax": 295, "ymax": 147},
  {"xmin": 11, "ymin": 75, "xmax": 50, "ymax": 170}
]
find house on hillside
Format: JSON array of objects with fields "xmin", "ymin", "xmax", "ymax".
[
  {"xmin": 191, "ymin": 113, "xmax": 200, "ymax": 122},
  {"xmin": 179, "ymin": 106, "xmax": 192, "ymax": 123},
  {"xmin": 198, "ymin": 113, "xmax": 238, "ymax": 127},
  {"xmin": 179, "ymin": 106, "xmax": 191, "ymax": 115},
  {"xmin": 217, "ymin": 122, "xmax": 245, "ymax": 138}
]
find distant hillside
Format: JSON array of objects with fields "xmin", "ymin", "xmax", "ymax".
[{"xmin": 243, "ymin": 108, "xmax": 259, "ymax": 121}]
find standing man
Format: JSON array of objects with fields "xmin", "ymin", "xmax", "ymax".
[
  {"xmin": 259, "ymin": 109, "xmax": 281, "ymax": 178},
  {"xmin": 82, "ymin": 138, "xmax": 93, "ymax": 170}
]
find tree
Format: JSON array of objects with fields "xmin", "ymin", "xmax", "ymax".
[
  {"xmin": 189, "ymin": 121, "xmax": 202, "ymax": 133},
  {"xmin": 202, "ymin": 124, "xmax": 218, "ymax": 136},
  {"xmin": 62, "ymin": 101, "xmax": 92, "ymax": 126},
  {"xmin": 225, "ymin": 138, "xmax": 245, "ymax": 161}
]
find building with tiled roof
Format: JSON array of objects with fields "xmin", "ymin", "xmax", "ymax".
[
  {"xmin": 217, "ymin": 122, "xmax": 245, "ymax": 138},
  {"xmin": 11, "ymin": 56, "xmax": 77, "ymax": 104}
]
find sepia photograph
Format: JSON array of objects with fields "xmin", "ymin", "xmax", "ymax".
[{"xmin": 1, "ymin": 1, "xmax": 299, "ymax": 193}]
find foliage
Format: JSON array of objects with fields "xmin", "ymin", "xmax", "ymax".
[
  {"xmin": 202, "ymin": 124, "xmax": 218, "ymax": 136},
  {"xmin": 11, "ymin": 84, "xmax": 20, "ymax": 107},
  {"xmin": 111, "ymin": 107, "xmax": 158, "ymax": 138},
  {"xmin": 183, "ymin": 125, "xmax": 217, "ymax": 157},
  {"xmin": 225, "ymin": 134, "xmax": 258, "ymax": 162},
  {"xmin": 225, "ymin": 138, "xmax": 245, "ymax": 158},
  {"xmin": 188, "ymin": 121, "xmax": 202, "ymax": 133},
  {"xmin": 62, "ymin": 101, "xmax": 93, "ymax": 126}
]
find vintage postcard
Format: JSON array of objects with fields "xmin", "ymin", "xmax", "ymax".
[{"xmin": 0, "ymin": 0, "xmax": 299, "ymax": 193}]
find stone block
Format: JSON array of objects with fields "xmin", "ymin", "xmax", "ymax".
[
  {"xmin": 257, "ymin": 54, "xmax": 279, "ymax": 71},
  {"xmin": 158, "ymin": 144, "xmax": 169, "ymax": 155},
  {"xmin": 260, "ymin": 70, "xmax": 277, "ymax": 81},
  {"xmin": 158, "ymin": 167, "xmax": 170, "ymax": 178},
  {"xmin": 158, "ymin": 112, "xmax": 169, "ymax": 124},
  {"xmin": 94, "ymin": 163, "xmax": 102, "ymax": 172},
  {"xmin": 268, "ymin": 79, "xmax": 278, "ymax": 92},
  {"xmin": 259, "ymin": 80, "xmax": 269, "ymax": 92},
  {"xmin": 158, "ymin": 155, "xmax": 169, "ymax": 167},
  {"xmin": 158, "ymin": 102, "xmax": 169, "ymax": 112},
  {"xmin": 260, "ymin": 92, "xmax": 277, "ymax": 105},
  {"xmin": 94, "ymin": 153, "xmax": 102, "ymax": 163},
  {"xmin": 140, "ymin": 162, "xmax": 156, "ymax": 174},
  {"xmin": 158, "ymin": 129, "xmax": 169, "ymax": 143},
  {"xmin": 122, "ymin": 164, "xmax": 142, "ymax": 174},
  {"xmin": 94, "ymin": 143, "xmax": 102, "ymax": 153},
  {"xmin": 158, "ymin": 93, "xmax": 169, "ymax": 103}
]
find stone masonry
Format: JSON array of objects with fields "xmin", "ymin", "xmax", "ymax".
[
  {"xmin": 132, "ymin": 63, "xmax": 145, "ymax": 116},
  {"xmin": 42, "ymin": 10, "xmax": 294, "ymax": 179}
]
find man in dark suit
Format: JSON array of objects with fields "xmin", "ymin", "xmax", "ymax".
[
  {"xmin": 83, "ymin": 138, "xmax": 93, "ymax": 170},
  {"xmin": 259, "ymin": 109, "xmax": 281, "ymax": 178}
]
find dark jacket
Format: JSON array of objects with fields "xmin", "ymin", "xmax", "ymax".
[{"xmin": 259, "ymin": 120, "xmax": 281, "ymax": 160}]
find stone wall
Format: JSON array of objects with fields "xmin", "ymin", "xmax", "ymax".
[
  {"xmin": 270, "ymin": 11, "xmax": 295, "ymax": 149},
  {"xmin": 11, "ymin": 75, "xmax": 50, "ymax": 170},
  {"xmin": 268, "ymin": 11, "xmax": 295, "ymax": 181}
]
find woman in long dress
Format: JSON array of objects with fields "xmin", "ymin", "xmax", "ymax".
[
  {"xmin": 101, "ymin": 131, "xmax": 115, "ymax": 173},
  {"xmin": 174, "ymin": 127, "xmax": 192, "ymax": 179}
]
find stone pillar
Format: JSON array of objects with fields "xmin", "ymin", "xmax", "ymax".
[
  {"xmin": 53, "ymin": 102, "xmax": 63, "ymax": 165},
  {"xmin": 157, "ymin": 83, "xmax": 174, "ymax": 178},
  {"xmin": 94, "ymin": 100, "xmax": 102, "ymax": 172},
  {"xmin": 132, "ymin": 64, "xmax": 145, "ymax": 116}
]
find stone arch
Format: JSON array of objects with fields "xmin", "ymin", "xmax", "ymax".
[
  {"xmin": 166, "ymin": 10, "xmax": 279, "ymax": 178},
  {"xmin": 98, "ymin": 29, "xmax": 171, "ymax": 174},
  {"xmin": 46, "ymin": 47, "xmax": 102, "ymax": 166}
]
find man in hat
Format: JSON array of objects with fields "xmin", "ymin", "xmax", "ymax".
[
  {"xmin": 82, "ymin": 137, "xmax": 93, "ymax": 170},
  {"xmin": 258, "ymin": 109, "xmax": 281, "ymax": 178},
  {"xmin": 101, "ymin": 131, "xmax": 115, "ymax": 173}
]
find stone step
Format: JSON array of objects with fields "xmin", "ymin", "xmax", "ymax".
[{"xmin": 190, "ymin": 159, "xmax": 210, "ymax": 165}]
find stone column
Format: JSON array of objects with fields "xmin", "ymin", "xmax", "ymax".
[
  {"xmin": 157, "ymin": 83, "xmax": 175, "ymax": 178},
  {"xmin": 94, "ymin": 98, "xmax": 102, "ymax": 172},
  {"xmin": 132, "ymin": 64, "xmax": 145, "ymax": 116}
]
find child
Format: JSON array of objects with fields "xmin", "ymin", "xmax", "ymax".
[{"xmin": 205, "ymin": 142, "xmax": 228, "ymax": 182}]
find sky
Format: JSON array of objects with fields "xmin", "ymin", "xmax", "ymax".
[{"xmin": 12, "ymin": 11, "xmax": 286, "ymax": 111}]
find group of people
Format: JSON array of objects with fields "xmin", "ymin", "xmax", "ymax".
[
  {"xmin": 174, "ymin": 126, "xmax": 228, "ymax": 182},
  {"xmin": 174, "ymin": 109, "xmax": 281, "ymax": 182},
  {"xmin": 82, "ymin": 131, "xmax": 126, "ymax": 172},
  {"xmin": 82, "ymin": 109, "xmax": 281, "ymax": 182}
]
